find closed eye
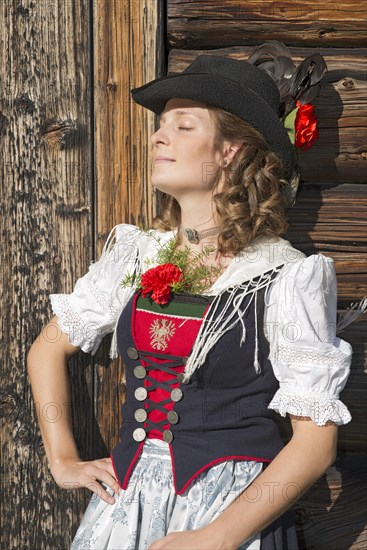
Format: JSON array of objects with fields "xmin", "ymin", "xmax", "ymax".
[{"xmin": 178, "ymin": 127, "xmax": 192, "ymax": 131}]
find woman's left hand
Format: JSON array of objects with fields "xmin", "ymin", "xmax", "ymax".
[{"xmin": 147, "ymin": 527, "xmax": 234, "ymax": 550}]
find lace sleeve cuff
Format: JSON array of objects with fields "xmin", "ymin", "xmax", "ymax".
[
  {"xmin": 268, "ymin": 385, "xmax": 352, "ymax": 426},
  {"xmin": 50, "ymin": 293, "xmax": 105, "ymax": 355}
]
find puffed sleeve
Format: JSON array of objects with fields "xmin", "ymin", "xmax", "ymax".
[
  {"xmin": 49, "ymin": 223, "xmax": 142, "ymax": 355},
  {"xmin": 263, "ymin": 253, "xmax": 352, "ymax": 426}
]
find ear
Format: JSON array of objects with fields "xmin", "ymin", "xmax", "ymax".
[{"xmin": 223, "ymin": 141, "xmax": 244, "ymax": 165}]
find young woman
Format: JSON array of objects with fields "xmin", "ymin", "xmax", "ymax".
[{"xmin": 28, "ymin": 42, "xmax": 361, "ymax": 549}]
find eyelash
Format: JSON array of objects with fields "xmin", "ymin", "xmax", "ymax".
[{"xmin": 157, "ymin": 125, "xmax": 192, "ymax": 132}]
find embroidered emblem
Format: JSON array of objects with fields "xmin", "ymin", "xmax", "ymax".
[{"xmin": 149, "ymin": 319, "xmax": 176, "ymax": 350}]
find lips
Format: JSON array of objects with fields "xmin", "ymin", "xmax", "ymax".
[{"xmin": 154, "ymin": 156, "xmax": 175, "ymax": 162}]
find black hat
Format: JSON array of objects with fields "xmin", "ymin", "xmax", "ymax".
[{"xmin": 131, "ymin": 54, "xmax": 296, "ymax": 181}]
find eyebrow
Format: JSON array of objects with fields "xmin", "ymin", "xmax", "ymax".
[{"xmin": 158, "ymin": 110, "xmax": 201, "ymax": 122}]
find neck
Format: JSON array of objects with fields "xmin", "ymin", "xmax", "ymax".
[{"xmin": 179, "ymin": 195, "xmax": 218, "ymax": 230}]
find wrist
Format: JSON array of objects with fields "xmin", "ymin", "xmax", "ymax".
[
  {"xmin": 49, "ymin": 454, "xmax": 80, "ymax": 470},
  {"xmin": 43, "ymin": 439, "xmax": 81, "ymax": 470}
]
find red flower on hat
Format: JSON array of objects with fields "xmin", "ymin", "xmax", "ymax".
[
  {"xmin": 294, "ymin": 100, "xmax": 319, "ymax": 151},
  {"xmin": 141, "ymin": 263, "xmax": 185, "ymax": 304}
]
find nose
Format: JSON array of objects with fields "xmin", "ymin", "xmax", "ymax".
[{"xmin": 151, "ymin": 125, "xmax": 169, "ymax": 146}]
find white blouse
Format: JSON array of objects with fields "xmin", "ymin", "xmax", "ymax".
[{"xmin": 50, "ymin": 223, "xmax": 353, "ymax": 428}]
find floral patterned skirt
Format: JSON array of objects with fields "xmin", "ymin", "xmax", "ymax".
[{"xmin": 70, "ymin": 438, "xmax": 263, "ymax": 549}]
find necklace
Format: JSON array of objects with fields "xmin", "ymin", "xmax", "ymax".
[{"xmin": 181, "ymin": 225, "xmax": 221, "ymax": 244}]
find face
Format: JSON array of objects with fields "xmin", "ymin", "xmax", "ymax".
[{"xmin": 150, "ymin": 98, "xmax": 224, "ymax": 200}]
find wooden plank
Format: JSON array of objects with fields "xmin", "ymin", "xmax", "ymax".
[
  {"xmin": 0, "ymin": 0, "xmax": 93, "ymax": 548},
  {"xmin": 167, "ymin": 1, "xmax": 367, "ymax": 48},
  {"xmin": 295, "ymin": 452, "xmax": 367, "ymax": 549},
  {"xmin": 168, "ymin": 47, "xmax": 367, "ymax": 183},
  {"xmin": 94, "ymin": 0, "xmax": 164, "ymax": 245},
  {"xmin": 283, "ymin": 183, "xmax": 367, "ymax": 299},
  {"xmin": 92, "ymin": 0, "xmax": 165, "ymax": 483}
]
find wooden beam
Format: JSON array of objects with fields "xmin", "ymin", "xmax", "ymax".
[
  {"xmin": 167, "ymin": 1, "xmax": 367, "ymax": 48},
  {"xmin": 94, "ymin": 0, "xmax": 165, "ymax": 249},
  {"xmin": 295, "ymin": 452, "xmax": 367, "ymax": 548},
  {"xmin": 0, "ymin": 0, "xmax": 93, "ymax": 546},
  {"xmin": 285, "ymin": 183, "xmax": 367, "ymax": 300},
  {"xmin": 92, "ymin": 0, "xmax": 165, "ymax": 458}
]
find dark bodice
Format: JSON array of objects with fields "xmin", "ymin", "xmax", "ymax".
[{"xmin": 111, "ymin": 277, "xmax": 284, "ymax": 495}]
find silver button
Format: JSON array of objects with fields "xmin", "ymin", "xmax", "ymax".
[
  {"xmin": 134, "ymin": 408, "xmax": 147, "ymax": 422},
  {"xmin": 171, "ymin": 388, "xmax": 183, "ymax": 402},
  {"xmin": 167, "ymin": 411, "xmax": 179, "ymax": 424},
  {"xmin": 127, "ymin": 347, "xmax": 139, "ymax": 360},
  {"xmin": 182, "ymin": 356, "xmax": 189, "ymax": 364},
  {"xmin": 134, "ymin": 387, "xmax": 147, "ymax": 401},
  {"xmin": 133, "ymin": 428, "xmax": 146, "ymax": 441},
  {"xmin": 163, "ymin": 429, "xmax": 173, "ymax": 443},
  {"xmin": 176, "ymin": 373, "xmax": 189, "ymax": 384},
  {"xmin": 134, "ymin": 366, "xmax": 146, "ymax": 379}
]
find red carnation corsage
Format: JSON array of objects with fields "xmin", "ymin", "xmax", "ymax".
[{"xmin": 140, "ymin": 263, "xmax": 185, "ymax": 305}]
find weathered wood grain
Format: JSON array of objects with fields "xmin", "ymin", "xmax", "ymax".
[
  {"xmin": 92, "ymin": 0, "xmax": 165, "ymax": 490},
  {"xmin": 295, "ymin": 452, "xmax": 367, "ymax": 549},
  {"xmin": 284, "ymin": 183, "xmax": 367, "ymax": 299},
  {"xmin": 0, "ymin": 0, "xmax": 93, "ymax": 548},
  {"xmin": 2, "ymin": 0, "xmax": 366, "ymax": 548},
  {"xmin": 167, "ymin": 0, "xmax": 367, "ymax": 48},
  {"xmin": 94, "ymin": 0, "xmax": 165, "ymax": 247}
]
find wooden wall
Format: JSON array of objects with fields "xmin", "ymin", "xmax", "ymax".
[
  {"xmin": 0, "ymin": 0, "xmax": 163, "ymax": 548},
  {"xmin": 166, "ymin": 2, "xmax": 367, "ymax": 548},
  {"xmin": 167, "ymin": 1, "xmax": 367, "ymax": 47},
  {"xmin": 1, "ymin": 0, "xmax": 365, "ymax": 548},
  {"xmin": 1, "ymin": 1, "xmax": 92, "ymax": 547}
]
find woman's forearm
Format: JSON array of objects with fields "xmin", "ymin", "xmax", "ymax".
[
  {"xmin": 28, "ymin": 318, "xmax": 122, "ymax": 504},
  {"xmin": 27, "ymin": 319, "xmax": 81, "ymax": 469},
  {"xmin": 206, "ymin": 421, "xmax": 337, "ymax": 549}
]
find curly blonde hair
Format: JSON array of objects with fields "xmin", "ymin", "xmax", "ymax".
[{"xmin": 152, "ymin": 104, "xmax": 290, "ymax": 256}]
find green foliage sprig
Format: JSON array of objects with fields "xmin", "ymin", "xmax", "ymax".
[{"xmin": 120, "ymin": 233, "xmax": 223, "ymax": 295}]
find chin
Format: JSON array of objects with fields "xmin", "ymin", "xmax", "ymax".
[
  {"xmin": 152, "ymin": 180, "xmax": 171, "ymax": 192},
  {"xmin": 152, "ymin": 178, "xmax": 179, "ymax": 196}
]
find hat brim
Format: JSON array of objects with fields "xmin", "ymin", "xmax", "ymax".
[{"xmin": 131, "ymin": 73, "xmax": 296, "ymax": 180}]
